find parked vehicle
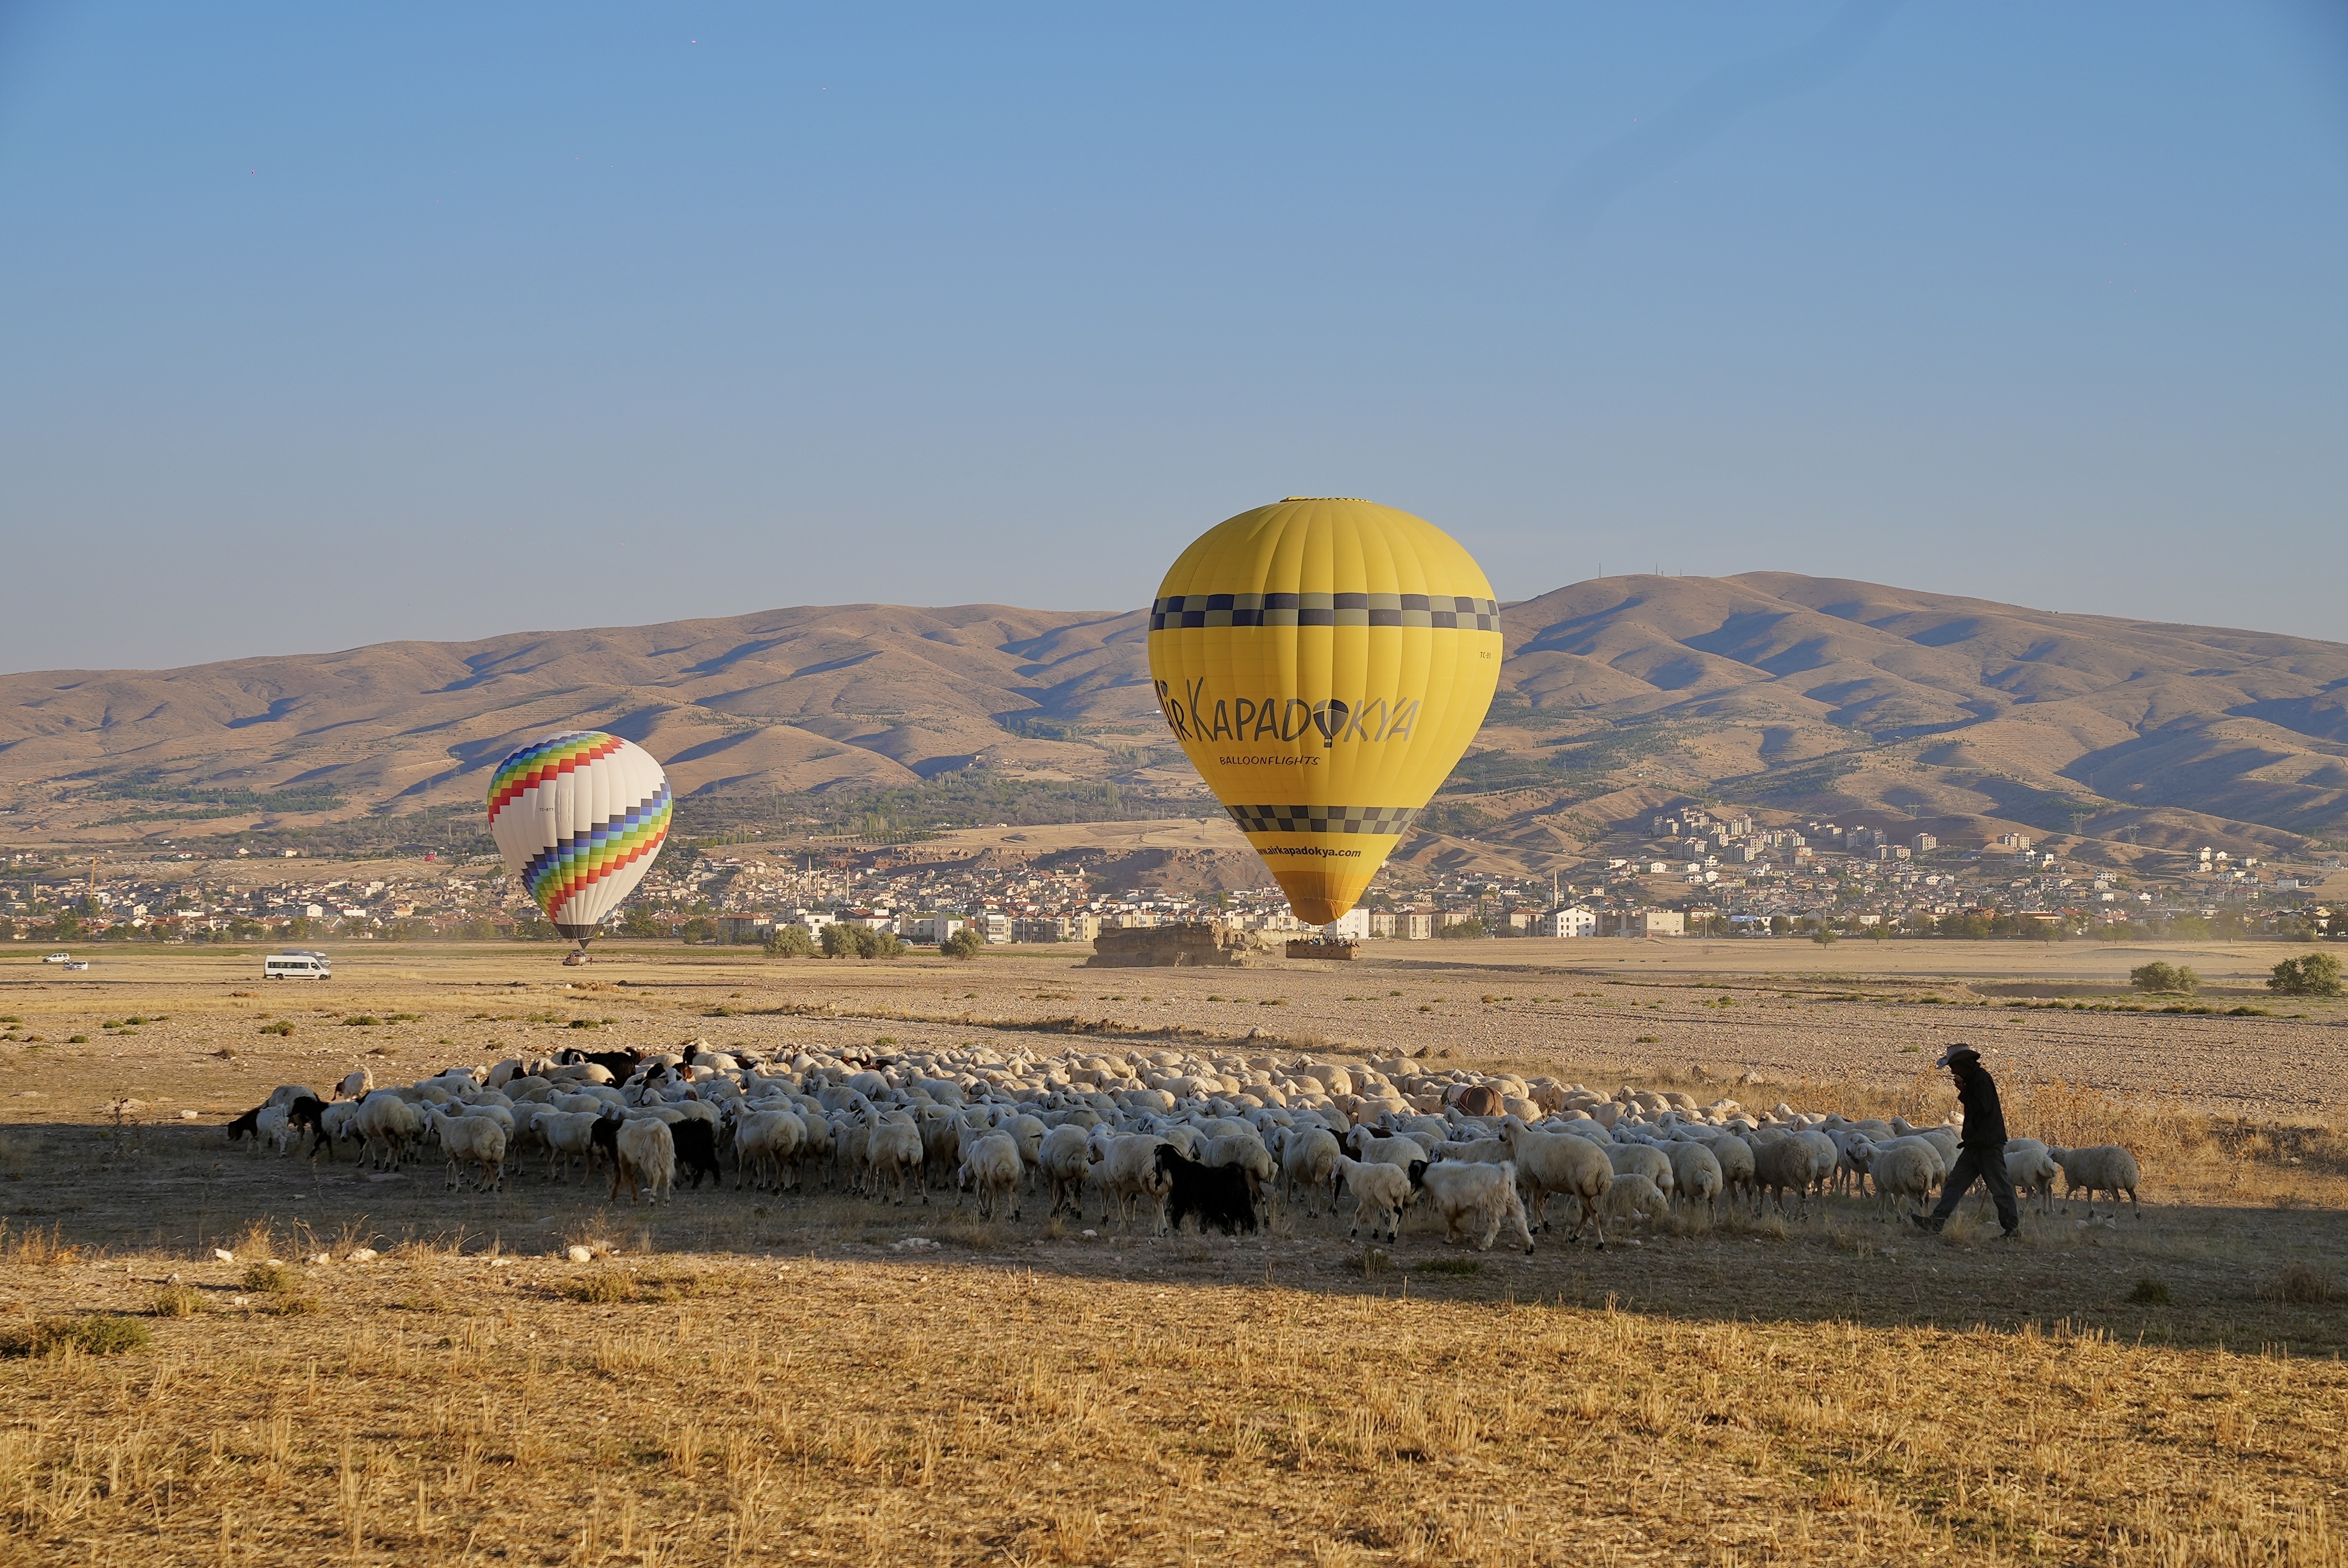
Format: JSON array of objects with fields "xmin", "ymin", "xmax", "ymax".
[
  {"xmin": 42, "ymin": 952, "xmax": 71, "ymax": 964},
  {"xmin": 262, "ymin": 950, "xmax": 332, "ymax": 980}
]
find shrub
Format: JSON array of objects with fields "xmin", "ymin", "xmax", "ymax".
[
  {"xmin": 2261, "ymin": 1262, "xmax": 2345, "ymax": 1304},
  {"xmin": 2129, "ymin": 962, "xmax": 2199, "ymax": 996},
  {"xmin": 241, "ymin": 1262, "xmax": 295, "ymax": 1294},
  {"xmin": 2268, "ymin": 952, "xmax": 2342, "ymax": 998},
  {"xmin": 2128, "ymin": 1277, "xmax": 2171, "ymax": 1305},
  {"xmin": 942, "ymin": 927, "xmax": 985, "ymax": 960},
  {"xmin": 147, "ymin": 1284, "xmax": 207, "ymax": 1318},
  {"xmin": 563, "ymin": 1271, "xmax": 637, "ymax": 1304},
  {"xmin": 258, "ymin": 1020, "xmax": 295, "ymax": 1036},
  {"xmin": 3, "ymin": 1314, "xmax": 150, "ymax": 1358}
]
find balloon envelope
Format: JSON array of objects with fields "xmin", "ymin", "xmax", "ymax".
[
  {"xmin": 485, "ymin": 731, "xmax": 673, "ymax": 940},
  {"xmin": 1147, "ymin": 498, "xmax": 1501, "ymax": 925}
]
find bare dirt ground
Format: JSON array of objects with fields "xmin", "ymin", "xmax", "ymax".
[{"xmin": 3, "ymin": 941, "xmax": 2346, "ymax": 1564}]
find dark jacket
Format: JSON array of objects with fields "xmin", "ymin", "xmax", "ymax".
[{"xmin": 1955, "ymin": 1064, "xmax": 2008, "ymax": 1148}]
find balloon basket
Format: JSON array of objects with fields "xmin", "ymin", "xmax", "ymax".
[
  {"xmin": 1284, "ymin": 939, "xmax": 1360, "ymax": 961},
  {"xmin": 562, "ymin": 948, "xmax": 592, "ymax": 967}
]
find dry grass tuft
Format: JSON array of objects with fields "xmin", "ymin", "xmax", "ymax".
[
  {"xmin": 2, "ymin": 1313, "xmax": 150, "ymax": 1358},
  {"xmin": 562, "ymin": 1271, "xmax": 636, "ymax": 1304},
  {"xmin": 2262, "ymin": 1262, "xmax": 2346, "ymax": 1305},
  {"xmin": 146, "ymin": 1283, "xmax": 206, "ymax": 1318},
  {"xmin": 241, "ymin": 1261, "xmax": 295, "ymax": 1294},
  {"xmin": 0, "ymin": 1219, "xmax": 76, "ymax": 1267}
]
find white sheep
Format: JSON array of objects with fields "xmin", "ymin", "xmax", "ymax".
[
  {"xmin": 730, "ymin": 1107, "xmax": 806, "ymax": 1191},
  {"xmin": 1597, "ymin": 1172, "xmax": 1671, "ymax": 1229},
  {"xmin": 1412, "ymin": 1160, "xmax": 1535, "ymax": 1254},
  {"xmin": 335, "ymin": 1068, "xmax": 374, "ymax": 1101},
  {"xmin": 611, "ymin": 1117, "xmax": 674, "ymax": 1204},
  {"xmin": 1605, "ymin": 1142, "xmax": 1676, "ymax": 1198},
  {"xmin": 863, "ymin": 1115, "xmax": 925, "ymax": 1205},
  {"xmin": 426, "ymin": 1107, "xmax": 507, "ymax": 1193},
  {"xmin": 1664, "ymin": 1142, "xmax": 1723, "ymax": 1218},
  {"xmin": 354, "ymin": 1094, "xmax": 420, "ymax": 1170},
  {"xmin": 256, "ymin": 1104, "xmax": 294, "ymax": 1156},
  {"xmin": 1498, "ymin": 1119, "xmax": 1614, "ymax": 1246},
  {"xmin": 1345, "ymin": 1127, "xmax": 1429, "ymax": 1171},
  {"xmin": 317, "ymin": 1100, "xmax": 363, "ymax": 1159},
  {"xmin": 1332, "ymin": 1155, "xmax": 1416, "ymax": 1242},
  {"xmin": 1750, "ymin": 1132, "xmax": 1835, "ymax": 1216},
  {"xmin": 1088, "ymin": 1133, "xmax": 1171, "ymax": 1232},
  {"xmin": 1865, "ymin": 1141, "xmax": 1940, "ymax": 1221},
  {"xmin": 1278, "ymin": 1127, "xmax": 1343, "ymax": 1218},
  {"xmin": 2048, "ymin": 1145, "xmax": 2141, "ymax": 1219},
  {"xmin": 1038, "ymin": 1124, "xmax": 1094, "ymax": 1216},
  {"xmin": 532, "ymin": 1108, "xmax": 604, "ymax": 1184},
  {"xmin": 955, "ymin": 1131, "xmax": 1023, "ymax": 1221},
  {"xmin": 2006, "ymin": 1142, "xmax": 2061, "ymax": 1216}
]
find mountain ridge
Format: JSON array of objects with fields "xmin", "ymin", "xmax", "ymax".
[{"xmin": 3, "ymin": 575, "xmax": 2342, "ymax": 864}]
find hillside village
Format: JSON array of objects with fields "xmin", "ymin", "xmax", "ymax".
[{"xmin": 5, "ymin": 801, "xmax": 2339, "ymax": 952}]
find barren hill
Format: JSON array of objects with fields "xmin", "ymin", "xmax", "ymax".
[{"xmin": 1, "ymin": 576, "xmax": 2341, "ymax": 866}]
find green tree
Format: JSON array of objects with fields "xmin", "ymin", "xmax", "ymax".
[
  {"xmin": 2268, "ymin": 952, "xmax": 2343, "ymax": 997},
  {"xmin": 763, "ymin": 924, "xmax": 816, "ymax": 957},
  {"xmin": 821, "ymin": 921, "xmax": 904, "ymax": 959},
  {"xmin": 942, "ymin": 926, "xmax": 985, "ymax": 960},
  {"xmin": 679, "ymin": 916, "xmax": 717, "ymax": 945},
  {"xmin": 2130, "ymin": 962, "xmax": 2198, "ymax": 995},
  {"xmin": 619, "ymin": 906, "xmax": 663, "ymax": 938},
  {"xmin": 1435, "ymin": 917, "xmax": 1486, "ymax": 941},
  {"xmin": 1812, "ymin": 924, "xmax": 1838, "ymax": 945}
]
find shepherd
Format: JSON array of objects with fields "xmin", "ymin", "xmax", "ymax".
[{"xmin": 1914, "ymin": 1044, "xmax": 2020, "ymax": 1239}]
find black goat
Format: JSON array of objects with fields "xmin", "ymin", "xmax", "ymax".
[
  {"xmin": 558, "ymin": 1047, "xmax": 645, "ymax": 1081},
  {"xmin": 671, "ymin": 1119, "xmax": 723, "ymax": 1190},
  {"xmin": 588, "ymin": 1110, "xmax": 624, "ymax": 1167},
  {"xmin": 224, "ymin": 1104, "xmax": 266, "ymax": 1146},
  {"xmin": 1155, "ymin": 1143, "xmax": 1257, "ymax": 1237},
  {"xmin": 284, "ymin": 1095, "xmax": 331, "ymax": 1158}
]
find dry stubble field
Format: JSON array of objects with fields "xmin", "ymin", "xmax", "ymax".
[{"xmin": 3, "ymin": 940, "xmax": 2347, "ymax": 1566}]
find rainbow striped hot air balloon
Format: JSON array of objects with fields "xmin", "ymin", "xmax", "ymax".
[{"xmin": 485, "ymin": 731, "xmax": 672, "ymax": 955}]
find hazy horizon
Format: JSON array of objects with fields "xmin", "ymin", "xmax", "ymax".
[{"xmin": 3, "ymin": 2, "xmax": 2343, "ymax": 671}]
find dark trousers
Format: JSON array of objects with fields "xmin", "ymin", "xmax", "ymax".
[{"xmin": 1929, "ymin": 1144, "xmax": 2019, "ymax": 1232}]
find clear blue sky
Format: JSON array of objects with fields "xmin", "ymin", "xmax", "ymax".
[{"xmin": 3, "ymin": 2, "xmax": 2343, "ymax": 672}]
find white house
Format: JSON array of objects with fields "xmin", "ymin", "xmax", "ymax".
[{"xmin": 1532, "ymin": 905, "xmax": 1598, "ymax": 938}]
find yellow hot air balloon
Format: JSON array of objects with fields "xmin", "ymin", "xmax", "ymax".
[{"xmin": 1147, "ymin": 498, "xmax": 1501, "ymax": 926}]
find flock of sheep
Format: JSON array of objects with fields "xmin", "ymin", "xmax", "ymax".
[{"xmin": 221, "ymin": 1040, "xmax": 2145, "ymax": 1251}]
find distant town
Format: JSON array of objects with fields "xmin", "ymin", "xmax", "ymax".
[{"xmin": 4, "ymin": 801, "xmax": 2339, "ymax": 949}]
